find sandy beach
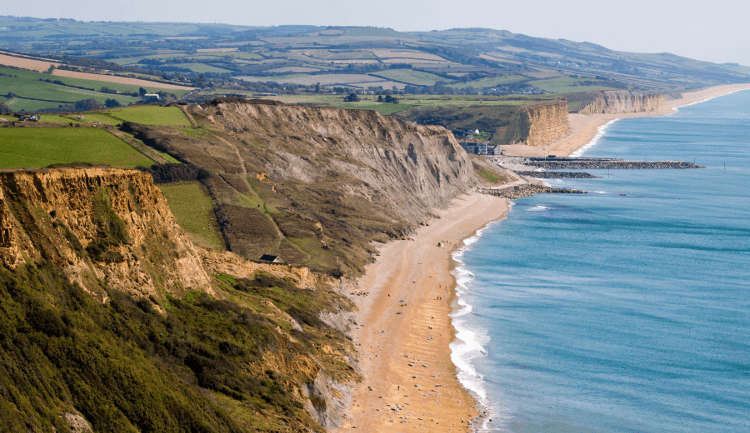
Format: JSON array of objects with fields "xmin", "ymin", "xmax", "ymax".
[
  {"xmin": 336, "ymin": 193, "xmax": 508, "ymax": 432},
  {"xmin": 502, "ymin": 83, "xmax": 750, "ymax": 158},
  {"xmin": 336, "ymin": 83, "xmax": 750, "ymax": 432}
]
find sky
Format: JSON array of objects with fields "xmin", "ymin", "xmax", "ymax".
[{"xmin": 2, "ymin": 0, "xmax": 749, "ymax": 66}]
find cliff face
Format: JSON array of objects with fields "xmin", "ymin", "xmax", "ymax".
[
  {"xmin": 0, "ymin": 167, "xmax": 359, "ymax": 432},
  {"xmin": 0, "ymin": 168, "xmax": 211, "ymax": 300},
  {"xmin": 133, "ymin": 99, "xmax": 483, "ymax": 274},
  {"xmin": 579, "ymin": 90, "xmax": 664, "ymax": 115},
  {"xmin": 521, "ymin": 100, "xmax": 571, "ymax": 147},
  {"xmin": 198, "ymin": 100, "xmax": 477, "ymax": 221}
]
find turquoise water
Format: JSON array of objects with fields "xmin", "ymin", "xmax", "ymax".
[{"xmin": 451, "ymin": 90, "xmax": 750, "ymax": 433}]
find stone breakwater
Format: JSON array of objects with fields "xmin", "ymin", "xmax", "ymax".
[
  {"xmin": 479, "ymin": 185, "xmax": 586, "ymax": 200},
  {"xmin": 522, "ymin": 159, "xmax": 703, "ymax": 170},
  {"xmin": 515, "ymin": 171, "xmax": 598, "ymax": 179}
]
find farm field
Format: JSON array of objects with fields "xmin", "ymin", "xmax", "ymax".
[
  {"xmin": 158, "ymin": 181, "xmax": 225, "ymax": 250},
  {"xmin": 449, "ymin": 74, "xmax": 529, "ymax": 88},
  {"xmin": 103, "ymin": 106, "xmax": 192, "ymax": 126},
  {"xmin": 371, "ymin": 69, "xmax": 446, "ymax": 86},
  {"xmin": 0, "ymin": 51, "xmax": 58, "ymax": 72},
  {"xmin": 0, "ymin": 67, "xmax": 140, "ymax": 105},
  {"xmin": 263, "ymin": 93, "xmax": 538, "ymax": 115},
  {"xmin": 0, "ymin": 128, "xmax": 155, "ymax": 168},
  {"xmin": 51, "ymin": 70, "xmax": 194, "ymax": 92},
  {"xmin": 528, "ymin": 77, "xmax": 618, "ymax": 93},
  {"xmin": 177, "ymin": 63, "xmax": 233, "ymax": 73}
]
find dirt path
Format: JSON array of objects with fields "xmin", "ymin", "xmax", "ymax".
[
  {"xmin": 210, "ymin": 134, "xmax": 308, "ymax": 259},
  {"xmin": 336, "ymin": 192, "xmax": 508, "ymax": 432},
  {"xmin": 179, "ymin": 105, "xmax": 198, "ymax": 127}
]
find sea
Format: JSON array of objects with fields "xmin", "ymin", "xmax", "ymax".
[{"xmin": 450, "ymin": 90, "xmax": 750, "ymax": 433}]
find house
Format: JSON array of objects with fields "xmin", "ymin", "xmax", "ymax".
[
  {"xmin": 143, "ymin": 94, "xmax": 161, "ymax": 102},
  {"xmin": 259, "ymin": 254, "xmax": 284, "ymax": 264}
]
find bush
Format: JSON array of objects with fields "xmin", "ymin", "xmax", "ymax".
[{"xmin": 135, "ymin": 163, "xmax": 212, "ymax": 184}]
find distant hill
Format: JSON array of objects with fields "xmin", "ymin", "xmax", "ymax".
[{"xmin": 1, "ymin": 17, "xmax": 749, "ymax": 96}]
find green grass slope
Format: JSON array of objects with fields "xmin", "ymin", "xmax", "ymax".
[{"xmin": 0, "ymin": 128, "xmax": 154, "ymax": 168}]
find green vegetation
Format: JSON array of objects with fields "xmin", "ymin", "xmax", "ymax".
[
  {"xmin": 85, "ymin": 188, "xmax": 131, "ymax": 262},
  {"xmin": 479, "ymin": 168, "xmax": 501, "ymax": 183},
  {"xmin": 449, "ymin": 74, "xmax": 528, "ymax": 88},
  {"xmin": 159, "ymin": 181, "xmax": 225, "ymax": 250},
  {"xmin": 0, "ymin": 262, "xmax": 335, "ymax": 432},
  {"xmin": 178, "ymin": 63, "xmax": 234, "ymax": 74},
  {"xmin": 103, "ymin": 106, "xmax": 192, "ymax": 126},
  {"xmin": 0, "ymin": 128, "xmax": 155, "ymax": 168},
  {"xmin": 0, "ymin": 67, "xmax": 146, "ymax": 111},
  {"xmin": 372, "ymin": 70, "xmax": 446, "ymax": 86},
  {"xmin": 528, "ymin": 77, "xmax": 618, "ymax": 93}
]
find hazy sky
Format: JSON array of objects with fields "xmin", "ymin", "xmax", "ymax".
[{"xmin": 3, "ymin": 0, "xmax": 749, "ymax": 65}]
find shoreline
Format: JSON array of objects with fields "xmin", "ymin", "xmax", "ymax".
[
  {"xmin": 334, "ymin": 84, "xmax": 750, "ymax": 432},
  {"xmin": 502, "ymin": 83, "xmax": 750, "ymax": 158},
  {"xmin": 336, "ymin": 192, "xmax": 509, "ymax": 432}
]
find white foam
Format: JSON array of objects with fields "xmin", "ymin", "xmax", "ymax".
[
  {"xmin": 449, "ymin": 224, "xmax": 497, "ymax": 416},
  {"xmin": 570, "ymin": 118, "xmax": 619, "ymax": 157},
  {"xmin": 527, "ymin": 205, "xmax": 549, "ymax": 212}
]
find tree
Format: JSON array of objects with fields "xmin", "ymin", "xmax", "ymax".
[
  {"xmin": 74, "ymin": 99, "xmax": 103, "ymax": 111},
  {"xmin": 138, "ymin": 87, "xmax": 147, "ymax": 97},
  {"xmin": 104, "ymin": 99, "xmax": 120, "ymax": 108},
  {"xmin": 344, "ymin": 93, "xmax": 360, "ymax": 102}
]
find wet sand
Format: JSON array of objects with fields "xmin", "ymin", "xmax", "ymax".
[
  {"xmin": 336, "ymin": 192, "xmax": 508, "ymax": 432},
  {"xmin": 502, "ymin": 83, "xmax": 750, "ymax": 158}
]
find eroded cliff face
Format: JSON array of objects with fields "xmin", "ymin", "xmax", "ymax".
[
  {"xmin": 579, "ymin": 90, "xmax": 664, "ymax": 115},
  {"xmin": 0, "ymin": 168, "xmax": 211, "ymax": 299},
  {"xmin": 197, "ymin": 100, "xmax": 477, "ymax": 222},
  {"xmin": 0, "ymin": 167, "xmax": 359, "ymax": 431},
  {"xmin": 130, "ymin": 99, "xmax": 486, "ymax": 274},
  {"xmin": 522, "ymin": 100, "xmax": 571, "ymax": 147}
]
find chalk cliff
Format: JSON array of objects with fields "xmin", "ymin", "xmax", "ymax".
[{"xmin": 579, "ymin": 90, "xmax": 664, "ymax": 115}]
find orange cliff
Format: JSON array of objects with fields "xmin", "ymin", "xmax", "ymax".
[{"xmin": 0, "ymin": 168, "xmax": 211, "ymax": 300}]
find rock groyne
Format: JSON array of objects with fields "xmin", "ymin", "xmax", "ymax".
[
  {"xmin": 523, "ymin": 158, "xmax": 703, "ymax": 170},
  {"xmin": 479, "ymin": 185, "xmax": 586, "ymax": 200},
  {"xmin": 515, "ymin": 171, "xmax": 598, "ymax": 179}
]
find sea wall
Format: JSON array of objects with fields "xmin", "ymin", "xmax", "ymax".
[{"xmin": 579, "ymin": 90, "xmax": 664, "ymax": 115}]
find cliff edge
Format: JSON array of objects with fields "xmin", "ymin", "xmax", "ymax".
[
  {"xmin": 579, "ymin": 90, "xmax": 664, "ymax": 115},
  {"xmin": 0, "ymin": 168, "xmax": 211, "ymax": 300}
]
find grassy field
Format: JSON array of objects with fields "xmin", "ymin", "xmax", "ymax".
[
  {"xmin": 103, "ymin": 106, "xmax": 192, "ymax": 126},
  {"xmin": 0, "ymin": 67, "xmax": 140, "ymax": 105},
  {"xmin": 0, "ymin": 67, "xmax": 150, "ymax": 111},
  {"xmin": 34, "ymin": 106, "xmax": 192, "ymax": 126},
  {"xmin": 178, "ymin": 63, "xmax": 234, "ymax": 74},
  {"xmin": 0, "ymin": 128, "xmax": 155, "ymax": 168},
  {"xmin": 262, "ymin": 93, "xmax": 538, "ymax": 115},
  {"xmin": 449, "ymin": 74, "xmax": 529, "ymax": 88},
  {"xmin": 371, "ymin": 69, "xmax": 446, "ymax": 86},
  {"xmin": 528, "ymin": 77, "xmax": 617, "ymax": 93},
  {"xmin": 158, "ymin": 181, "xmax": 225, "ymax": 250}
]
